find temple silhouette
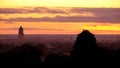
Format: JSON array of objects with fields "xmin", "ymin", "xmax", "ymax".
[
  {"xmin": 1, "ymin": 30, "xmax": 120, "ymax": 67},
  {"xmin": 18, "ymin": 26, "xmax": 24, "ymax": 38},
  {"xmin": 70, "ymin": 30, "xmax": 98, "ymax": 67}
]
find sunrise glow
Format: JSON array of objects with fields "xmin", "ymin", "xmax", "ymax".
[{"xmin": 0, "ymin": 0, "xmax": 120, "ymax": 34}]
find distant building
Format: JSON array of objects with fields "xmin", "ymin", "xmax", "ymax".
[
  {"xmin": 18, "ymin": 26, "xmax": 24, "ymax": 38},
  {"xmin": 70, "ymin": 30, "xmax": 98, "ymax": 66}
]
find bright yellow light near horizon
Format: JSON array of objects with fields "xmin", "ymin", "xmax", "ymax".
[
  {"xmin": 0, "ymin": 0, "xmax": 120, "ymax": 8},
  {"xmin": 0, "ymin": 22, "xmax": 120, "ymax": 34}
]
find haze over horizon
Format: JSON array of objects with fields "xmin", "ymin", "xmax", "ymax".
[{"xmin": 0, "ymin": 0, "xmax": 120, "ymax": 34}]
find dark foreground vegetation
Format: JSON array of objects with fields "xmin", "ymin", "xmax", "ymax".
[{"xmin": 0, "ymin": 30, "xmax": 120, "ymax": 68}]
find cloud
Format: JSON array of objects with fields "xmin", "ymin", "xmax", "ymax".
[
  {"xmin": 0, "ymin": 28, "xmax": 17, "ymax": 30},
  {"xmin": 0, "ymin": 18, "xmax": 6, "ymax": 21},
  {"xmin": 0, "ymin": 28, "xmax": 62, "ymax": 31},
  {"xmin": 0, "ymin": 8, "xmax": 25, "ymax": 14},
  {"xmin": 0, "ymin": 7, "xmax": 120, "ymax": 23},
  {"xmin": 25, "ymin": 28, "xmax": 63, "ymax": 31},
  {"xmin": 0, "ymin": 14, "xmax": 119, "ymax": 23},
  {"xmin": 71, "ymin": 8, "xmax": 120, "ymax": 14},
  {"xmin": 0, "ymin": 7, "xmax": 119, "ymax": 15},
  {"xmin": 0, "ymin": 7, "xmax": 67, "ymax": 14}
]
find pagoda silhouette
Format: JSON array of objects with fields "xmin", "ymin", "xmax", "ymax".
[{"xmin": 18, "ymin": 26, "xmax": 24, "ymax": 38}]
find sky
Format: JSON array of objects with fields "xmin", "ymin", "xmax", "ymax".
[{"xmin": 0, "ymin": 0, "xmax": 120, "ymax": 34}]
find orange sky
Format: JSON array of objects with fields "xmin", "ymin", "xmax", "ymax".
[{"xmin": 0, "ymin": 0, "xmax": 120, "ymax": 34}]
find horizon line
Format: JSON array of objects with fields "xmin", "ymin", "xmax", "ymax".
[{"xmin": 0, "ymin": 34, "xmax": 120, "ymax": 35}]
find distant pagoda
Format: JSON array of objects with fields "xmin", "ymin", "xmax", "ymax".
[{"xmin": 18, "ymin": 26, "xmax": 24, "ymax": 38}]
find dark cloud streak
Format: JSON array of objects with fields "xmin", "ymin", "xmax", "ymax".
[
  {"xmin": 0, "ymin": 7, "xmax": 120, "ymax": 23},
  {"xmin": 0, "ymin": 7, "xmax": 67, "ymax": 14},
  {"xmin": 0, "ymin": 28, "xmax": 63, "ymax": 31},
  {"xmin": 0, "ymin": 15, "xmax": 119, "ymax": 23}
]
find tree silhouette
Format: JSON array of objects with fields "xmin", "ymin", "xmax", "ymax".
[{"xmin": 0, "ymin": 43, "xmax": 43, "ymax": 68}]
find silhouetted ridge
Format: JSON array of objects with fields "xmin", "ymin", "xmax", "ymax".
[{"xmin": 1, "ymin": 30, "xmax": 120, "ymax": 67}]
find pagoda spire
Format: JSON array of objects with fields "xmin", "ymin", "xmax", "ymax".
[{"xmin": 18, "ymin": 26, "xmax": 24, "ymax": 38}]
